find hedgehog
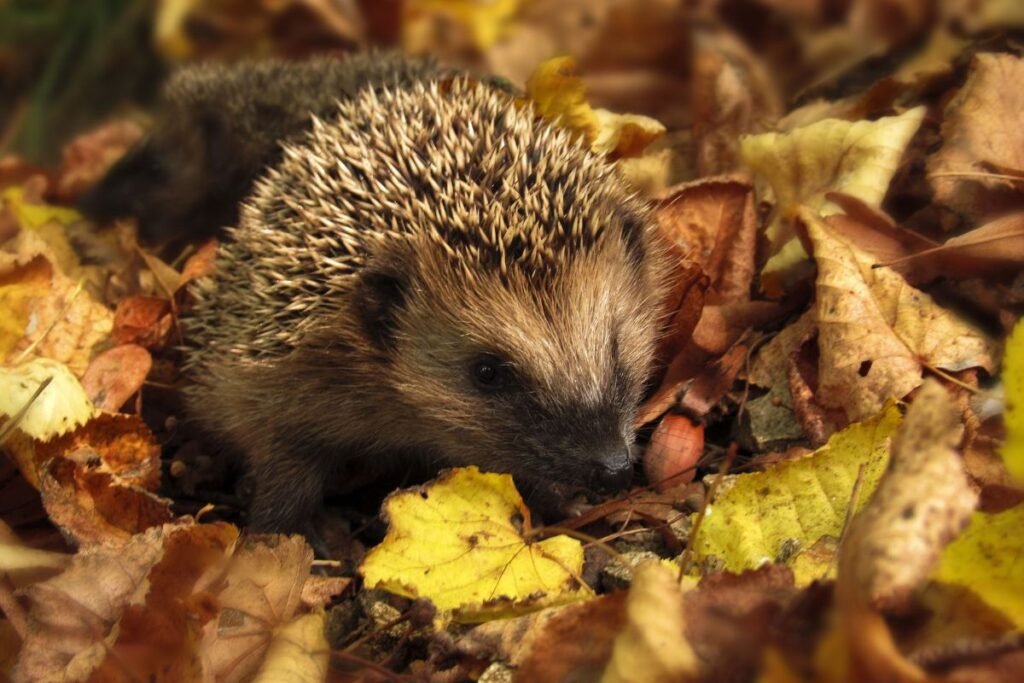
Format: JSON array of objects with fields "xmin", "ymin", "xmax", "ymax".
[
  {"xmin": 79, "ymin": 53, "xmax": 445, "ymax": 250},
  {"xmin": 96, "ymin": 56, "xmax": 669, "ymax": 538}
]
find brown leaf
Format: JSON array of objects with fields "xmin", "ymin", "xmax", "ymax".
[
  {"xmin": 824, "ymin": 191, "xmax": 938, "ymax": 283},
  {"xmin": 684, "ymin": 565, "xmax": 798, "ymax": 682},
  {"xmin": 178, "ymin": 238, "xmax": 218, "ymax": 290},
  {"xmin": 80, "ymin": 344, "xmax": 152, "ymax": 412},
  {"xmin": 37, "ymin": 413, "xmax": 161, "ymax": 491},
  {"xmin": 903, "ymin": 211, "xmax": 1024, "ymax": 281},
  {"xmin": 200, "ymin": 534, "xmax": 317, "ymax": 683},
  {"xmin": 692, "ymin": 28, "xmax": 783, "ymax": 176},
  {"xmin": 39, "ymin": 455, "xmax": 173, "ymax": 546},
  {"xmin": 13, "ymin": 522, "xmax": 238, "ymax": 682},
  {"xmin": 112, "ymin": 295, "xmax": 173, "ymax": 348},
  {"xmin": 840, "ymin": 379, "xmax": 977, "ymax": 614},
  {"xmin": 830, "ymin": 380, "xmax": 977, "ymax": 682},
  {"xmin": 690, "ymin": 301, "xmax": 791, "ymax": 356},
  {"xmin": 55, "ymin": 120, "xmax": 145, "ymax": 202},
  {"xmin": 515, "ymin": 593, "xmax": 628, "ymax": 680},
  {"xmin": 656, "ymin": 261, "xmax": 709, "ymax": 368},
  {"xmin": 928, "ymin": 53, "xmax": 1024, "ymax": 220},
  {"xmin": 655, "ymin": 177, "xmax": 757, "ymax": 305}
]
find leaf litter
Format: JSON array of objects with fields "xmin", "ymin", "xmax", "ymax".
[{"xmin": 1, "ymin": 2, "xmax": 1024, "ymax": 682}]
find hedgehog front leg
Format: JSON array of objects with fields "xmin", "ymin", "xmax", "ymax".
[{"xmin": 246, "ymin": 433, "xmax": 333, "ymax": 555}]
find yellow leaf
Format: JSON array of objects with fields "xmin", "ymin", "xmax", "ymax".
[
  {"xmin": 740, "ymin": 107, "xmax": 924, "ymax": 288},
  {"xmin": 526, "ymin": 56, "xmax": 600, "ymax": 146},
  {"xmin": 405, "ymin": 0, "xmax": 519, "ymax": 49},
  {"xmin": 0, "ymin": 543, "xmax": 69, "ymax": 572},
  {"xmin": 0, "ymin": 357, "xmax": 95, "ymax": 441},
  {"xmin": 526, "ymin": 57, "xmax": 665, "ymax": 159},
  {"xmin": 361, "ymin": 466, "xmax": 588, "ymax": 622},
  {"xmin": 691, "ymin": 405, "xmax": 901, "ymax": 576},
  {"xmin": 2, "ymin": 187, "xmax": 82, "ymax": 276},
  {"xmin": 1002, "ymin": 320, "xmax": 1024, "ymax": 482},
  {"xmin": 935, "ymin": 506, "xmax": 1024, "ymax": 628},
  {"xmin": 591, "ymin": 108, "xmax": 666, "ymax": 159},
  {"xmin": 0, "ymin": 232, "xmax": 113, "ymax": 375},
  {"xmin": 2, "ymin": 187, "xmax": 80, "ymax": 232},
  {"xmin": 253, "ymin": 611, "xmax": 329, "ymax": 683}
]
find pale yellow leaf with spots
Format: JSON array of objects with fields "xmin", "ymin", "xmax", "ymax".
[
  {"xmin": 740, "ymin": 107, "xmax": 924, "ymax": 292},
  {"xmin": 1001, "ymin": 320, "xmax": 1024, "ymax": 482},
  {"xmin": 360, "ymin": 467, "xmax": 588, "ymax": 622},
  {"xmin": 0, "ymin": 357, "xmax": 95, "ymax": 441}
]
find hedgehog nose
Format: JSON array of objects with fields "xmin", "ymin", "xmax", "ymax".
[{"xmin": 592, "ymin": 447, "xmax": 634, "ymax": 492}]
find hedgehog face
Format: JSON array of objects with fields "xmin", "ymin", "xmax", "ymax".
[{"xmin": 358, "ymin": 217, "xmax": 663, "ymax": 492}]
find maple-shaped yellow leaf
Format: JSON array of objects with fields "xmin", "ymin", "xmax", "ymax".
[
  {"xmin": 526, "ymin": 56, "xmax": 666, "ymax": 160},
  {"xmin": 0, "ymin": 358, "xmax": 95, "ymax": 441},
  {"xmin": 691, "ymin": 405, "xmax": 901, "ymax": 577},
  {"xmin": 1002, "ymin": 320, "xmax": 1024, "ymax": 482},
  {"xmin": 935, "ymin": 505, "xmax": 1024, "ymax": 627},
  {"xmin": 804, "ymin": 211, "xmax": 996, "ymax": 422},
  {"xmin": 360, "ymin": 467, "xmax": 589, "ymax": 622},
  {"xmin": 740, "ymin": 107, "xmax": 924, "ymax": 290}
]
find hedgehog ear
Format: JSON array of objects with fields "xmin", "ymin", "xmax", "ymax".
[{"xmin": 354, "ymin": 268, "xmax": 408, "ymax": 351}]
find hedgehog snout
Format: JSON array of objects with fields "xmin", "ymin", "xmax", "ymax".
[{"xmin": 589, "ymin": 443, "xmax": 634, "ymax": 493}]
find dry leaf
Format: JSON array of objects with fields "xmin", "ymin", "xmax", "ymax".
[
  {"xmin": 0, "ymin": 230, "xmax": 113, "ymax": 375},
  {"xmin": 840, "ymin": 379, "xmax": 977, "ymax": 613},
  {"xmin": 112, "ymin": 296, "xmax": 173, "ymax": 349},
  {"xmin": 200, "ymin": 534, "xmax": 318, "ymax": 683},
  {"xmin": 802, "ymin": 211, "xmax": 997, "ymax": 422},
  {"xmin": 741, "ymin": 107, "xmax": 925, "ymax": 291},
  {"xmin": 692, "ymin": 27, "xmax": 783, "ymax": 176},
  {"xmin": 13, "ymin": 522, "xmax": 238, "ymax": 682},
  {"xmin": 515, "ymin": 594, "xmax": 628, "ymax": 680},
  {"xmin": 655, "ymin": 177, "xmax": 757, "ymax": 305},
  {"xmin": 831, "ymin": 380, "xmax": 976, "ymax": 683},
  {"xmin": 80, "ymin": 344, "xmax": 152, "ymax": 412},
  {"xmin": 601, "ymin": 561, "xmax": 697, "ymax": 683},
  {"xmin": 38, "ymin": 454, "xmax": 173, "ymax": 546},
  {"xmin": 252, "ymin": 611, "xmax": 329, "ymax": 683},
  {"xmin": 928, "ymin": 53, "xmax": 1024, "ymax": 220},
  {"xmin": 693, "ymin": 405, "xmax": 901, "ymax": 576},
  {"xmin": 526, "ymin": 56, "xmax": 666, "ymax": 159},
  {"xmin": 0, "ymin": 358, "xmax": 94, "ymax": 445}
]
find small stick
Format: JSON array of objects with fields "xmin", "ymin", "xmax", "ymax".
[{"xmin": 678, "ymin": 443, "xmax": 738, "ymax": 579}]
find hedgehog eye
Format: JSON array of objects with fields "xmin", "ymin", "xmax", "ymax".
[{"xmin": 471, "ymin": 354, "xmax": 513, "ymax": 391}]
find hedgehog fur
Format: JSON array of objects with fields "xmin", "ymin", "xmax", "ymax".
[
  {"xmin": 181, "ymin": 72, "xmax": 668, "ymax": 536},
  {"xmin": 80, "ymin": 53, "xmax": 444, "ymax": 248}
]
